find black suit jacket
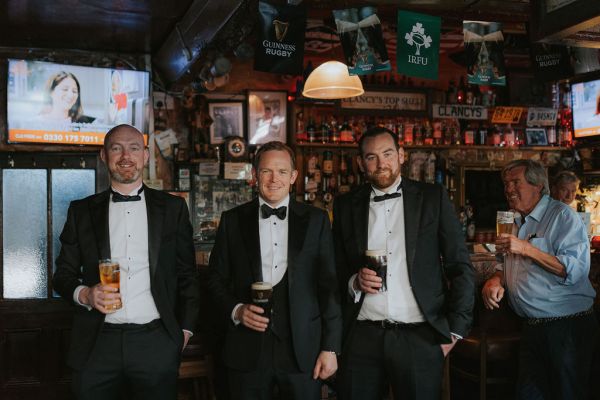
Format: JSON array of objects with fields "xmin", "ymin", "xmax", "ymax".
[
  {"xmin": 207, "ymin": 198, "xmax": 342, "ymax": 372},
  {"xmin": 333, "ymin": 179, "xmax": 474, "ymax": 347},
  {"xmin": 53, "ymin": 186, "xmax": 200, "ymax": 369}
]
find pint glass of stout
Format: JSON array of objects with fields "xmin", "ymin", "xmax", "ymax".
[
  {"xmin": 98, "ymin": 259, "xmax": 121, "ymax": 310},
  {"xmin": 365, "ymin": 249, "xmax": 387, "ymax": 292},
  {"xmin": 251, "ymin": 281, "xmax": 273, "ymax": 317}
]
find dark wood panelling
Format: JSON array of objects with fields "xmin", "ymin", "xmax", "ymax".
[{"xmin": 4, "ymin": 329, "xmax": 42, "ymax": 384}]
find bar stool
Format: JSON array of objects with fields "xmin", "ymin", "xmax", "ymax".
[
  {"xmin": 179, "ymin": 341, "xmax": 215, "ymax": 400},
  {"xmin": 449, "ymin": 300, "xmax": 521, "ymax": 400}
]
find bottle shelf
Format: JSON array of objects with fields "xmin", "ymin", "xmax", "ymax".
[{"xmin": 295, "ymin": 143, "xmax": 569, "ymax": 151}]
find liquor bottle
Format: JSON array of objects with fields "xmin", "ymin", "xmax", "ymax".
[
  {"xmin": 306, "ymin": 116, "xmax": 317, "ymax": 143},
  {"xmin": 404, "ymin": 120, "xmax": 414, "ymax": 145},
  {"xmin": 423, "ymin": 120, "xmax": 434, "ymax": 146},
  {"xmin": 319, "ymin": 117, "xmax": 330, "ymax": 144},
  {"xmin": 491, "ymin": 125, "xmax": 502, "ymax": 146},
  {"xmin": 295, "ymin": 111, "xmax": 307, "ymax": 143},
  {"xmin": 338, "ymin": 151, "xmax": 351, "ymax": 194},
  {"xmin": 463, "ymin": 122, "xmax": 474, "ymax": 145},
  {"xmin": 322, "ymin": 151, "xmax": 334, "ymax": 177},
  {"xmin": 414, "ymin": 120, "xmax": 423, "ymax": 146},
  {"xmin": 547, "ymin": 126, "xmax": 557, "ymax": 145},
  {"xmin": 340, "ymin": 118, "xmax": 354, "ymax": 143},
  {"xmin": 329, "ymin": 116, "xmax": 340, "ymax": 144},
  {"xmin": 503, "ymin": 124, "xmax": 516, "ymax": 147},
  {"xmin": 424, "ymin": 152, "xmax": 436, "ymax": 184},
  {"xmin": 396, "ymin": 118, "xmax": 405, "ymax": 145},
  {"xmin": 433, "ymin": 120, "xmax": 442, "ymax": 145},
  {"xmin": 475, "ymin": 123, "xmax": 487, "ymax": 145}
]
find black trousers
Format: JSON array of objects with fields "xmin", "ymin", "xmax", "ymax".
[
  {"xmin": 228, "ymin": 330, "xmax": 321, "ymax": 400},
  {"xmin": 72, "ymin": 320, "xmax": 180, "ymax": 400},
  {"xmin": 517, "ymin": 312, "xmax": 600, "ymax": 400},
  {"xmin": 337, "ymin": 321, "xmax": 445, "ymax": 400}
]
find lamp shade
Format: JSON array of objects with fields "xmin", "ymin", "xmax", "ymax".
[{"xmin": 302, "ymin": 61, "xmax": 364, "ymax": 99}]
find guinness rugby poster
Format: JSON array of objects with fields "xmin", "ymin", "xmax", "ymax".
[{"xmin": 254, "ymin": 1, "xmax": 306, "ymax": 75}]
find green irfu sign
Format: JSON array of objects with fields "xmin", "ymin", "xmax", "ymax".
[{"xmin": 397, "ymin": 10, "xmax": 440, "ymax": 80}]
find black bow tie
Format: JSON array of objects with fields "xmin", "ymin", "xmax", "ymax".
[
  {"xmin": 261, "ymin": 204, "xmax": 287, "ymax": 220},
  {"xmin": 111, "ymin": 187, "xmax": 143, "ymax": 203},
  {"xmin": 373, "ymin": 192, "xmax": 402, "ymax": 202}
]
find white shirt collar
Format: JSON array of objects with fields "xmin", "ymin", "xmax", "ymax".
[{"xmin": 371, "ymin": 176, "xmax": 403, "ymax": 198}]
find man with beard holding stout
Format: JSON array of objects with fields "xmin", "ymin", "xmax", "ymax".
[
  {"xmin": 53, "ymin": 124, "xmax": 200, "ymax": 400},
  {"xmin": 333, "ymin": 127, "xmax": 474, "ymax": 400}
]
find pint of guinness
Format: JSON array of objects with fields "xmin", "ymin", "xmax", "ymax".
[
  {"xmin": 251, "ymin": 281, "xmax": 273, "ymax": 316},
  {"xmin": 365, "ymin": 249, "xmax": 388, "ymax": 292}
]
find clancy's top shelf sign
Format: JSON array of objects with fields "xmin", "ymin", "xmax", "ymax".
[{"xmin": 340, "ymin": 90, "xmax": 428, "ymax": 114}]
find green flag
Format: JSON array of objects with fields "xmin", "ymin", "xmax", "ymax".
[{"xmin": 397, "ymin": 11, "xmax": 440, "ymax": 80}]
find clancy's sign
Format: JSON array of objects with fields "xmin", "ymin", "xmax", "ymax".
[
  {"xmin": 340, "ymin": 91, "xmax": 427, "ymax": 111},
  {"xmin": 432, "ymin": 104, "xmax": 488, "ymax": 120}
]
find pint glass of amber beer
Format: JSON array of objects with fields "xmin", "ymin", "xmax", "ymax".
[
  {"xmin": 251, "ymin": 281, "xmax": 273, "ymax": 317},
  {"xmin": 496, "ymin": 211, "xmax": 515, "ymax": 236},
  {"xmin": 365, "ymin": 249, "xmax": 388, "ymax": 292},
  {"xmin": 99, "ymin": 259, "xmax": 121, "ymax": 310}
]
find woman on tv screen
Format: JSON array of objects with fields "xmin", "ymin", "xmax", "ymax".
[{"xmin": 37, "ymin": 71, "xmax": 95, "ymax": 124}]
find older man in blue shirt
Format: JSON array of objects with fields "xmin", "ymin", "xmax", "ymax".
[{"xmin": 482, "ymin": 160, "xmax": 598, "ymax": 400}]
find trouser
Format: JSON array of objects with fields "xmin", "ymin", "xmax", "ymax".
[
  {"xmin": 337, "ymin": 321, "xmax": 445, "ymax": 400},
  {"xmin": 228, "ymin": 329, "xmax": 321, "ymax": 400},
  {"xmin": 517, "ymin": 312, "xmax": 600, "ymax": 400},
  {"xmin": 72, "ymin": 320, "xmax": 180, "ymax": 400}
]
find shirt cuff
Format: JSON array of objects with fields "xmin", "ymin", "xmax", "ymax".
[
  {"xmin": 183, "ymin": 329, "xmax": 194, "ymax": 337},
  {"xmin": 231, "ymin": 303, "xmax": 243, "ymax": 325},
  {"xmin": 348, "ymin": 274, "xmax": 362, "ymax": 303},
  {"xmin": 450, "ymin": 332, "xmax": 463, "ymax": 340},
  {"xmin": 73, "ymin": 285, "xmax": 92, "ymax": 311}
]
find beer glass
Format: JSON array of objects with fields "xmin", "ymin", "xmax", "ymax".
[
  {"xmin": 99, "ymin": 259, "xmax": 121, "ymax": 310},
  {"xmin": 365, "ymin": 249, "xmax": 388, "ymax": 292},
  {"xmin": 251, "ymin": 281, "xmax": 273, "ymax": 317},
  {"xmin": 496, "ymin": 211, "xmax": 515, "ymax": 236}
]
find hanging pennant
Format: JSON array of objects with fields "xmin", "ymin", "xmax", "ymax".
[
  {"xmin": 463, "ymin": 21, "xmax": 506, "ymax": 86},
  {"xmin": 333, "ymin": 7, "xmax": 391, "ymax": 75},
  {"xmin": 397, "ymin": 10, "xmax": 440, "ymax": 80},
  {"xmin": 254, "ymin": 1, "xmax": 306, "ymax": 75}
]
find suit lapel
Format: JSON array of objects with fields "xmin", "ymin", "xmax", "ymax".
[
  {"xmin": 352, "ymin": 185, "xmax": 371, "ymax": 258},
  {"xmin": 240, "ymin": 199, "xmax": 262, "ymax": 282},
  {"xmin": 402, "ymin": 180, "xmax": 423, "ymax": 272},
  {"xmin": 90, "ymin": 190, "xmax": 111, "ymax": 260},
  {"xmin": 287, "ymin": 199, "xmax": 309, "ymax": 284},
  {"xmin": 145, "ymin": 186, "xmax": 165, "ymax": 280}
]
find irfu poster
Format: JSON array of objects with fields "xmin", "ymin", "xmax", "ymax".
[{"xmin": 397, "ymin": 11, "xmax": 440, "ymax": 80}]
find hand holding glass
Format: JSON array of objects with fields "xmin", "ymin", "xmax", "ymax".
[
  {"xmin": 98, "ymin": 259, "xmax": 121, "ymax": 310},
  {"xmin": 365, "ymin": 250, "xmax": 387, "ymax": 292},
  {"xmin": 496, "ymin": 211, "xmax": 514, "ymax": 255}
]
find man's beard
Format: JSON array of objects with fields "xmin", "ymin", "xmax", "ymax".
[
  {"xmin": 109, "ymin": 167, "xmax": 141, "ymax": 184},
  {"xmin": 367, "ymin": 167, "xmax": 400, "ymax": 189}
]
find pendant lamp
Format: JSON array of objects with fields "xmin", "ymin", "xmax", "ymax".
[{"xmin": 302, "ymin": 61, "xmax": 364, "ymax": 100}]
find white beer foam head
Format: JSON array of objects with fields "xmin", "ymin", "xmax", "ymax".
[
  {"xmin": 365, "ymin": 249, "xmax": 386, "ymax": 257},
  {"xmin": 251, "ymin": 281, "xmax": 272, "ymax": 290}
]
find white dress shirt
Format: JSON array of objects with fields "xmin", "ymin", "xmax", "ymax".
[
  {"xmin": 231, "ymin": 195, "xmax": 290, "ymax": 323},
  {"xmin": 349, "ymin": 177, "xmax": 425, "ymax": 323},
  {"xmin": 74, "ymin": 185, "xmax": 161, "ymax": 324}
]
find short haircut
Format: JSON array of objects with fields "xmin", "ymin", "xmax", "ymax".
[
  {"xmin": 502, "ymin": 159, "xmax": 550, "ymax": 195},
  {"xmin": 103, "ymin": 124, "xmax": 145, "ymax": 152},
  {"xmin": 357, "ymin": 127, "xmax": 400, "ymax": 156},
  {"xmin": 253, "ymin": 141, "xmax": 296, "ymax": 170},
  {"xmin": 552, "ymin": 170, "xmax": 580, "ymax": 188}
]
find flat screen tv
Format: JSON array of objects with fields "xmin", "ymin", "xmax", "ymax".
[
  {"xmin": 7, "ymin": 59, "xmax": 150, "ymax": 145},
  {"xmin": 571, "ymin": 77, "xmax": 600, "ymax": 139}
]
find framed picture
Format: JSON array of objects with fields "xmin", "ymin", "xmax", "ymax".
[
  {"xmin": 247, "ymin": 90, "xmax": 287, "ymax": 144},
  {"xmin": 208, "ymin": 102, "xmax": 244, "ymax": 144},
  {"xmin": 525, "ymin": 128, "xmax": 549, "ymax": 146}
]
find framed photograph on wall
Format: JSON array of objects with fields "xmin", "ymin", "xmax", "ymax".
[
  {"xmin": 208, "ymin": 102, "xmax": 244, "ymax": 144},
  {"xmin": 247, "ymin": 91, "xmax": 287, "ymax": 144},
  {"xmin": 525, "ymin": 128, "xmax": 549, "ymax": 146}
]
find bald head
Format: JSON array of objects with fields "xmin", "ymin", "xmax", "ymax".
[{"xmin": 103, "ymin": 124, "xmax": 144, "ymax": 153}]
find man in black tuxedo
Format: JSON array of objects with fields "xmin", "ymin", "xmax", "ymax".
[
  {"xmin": 333, "ymin": 127, "xmax": 474, "ymax": 400},
  {"xmin": 53, "ymin": 124, "xmax": 200, "ymax": 400},
  {"xmin": 207, "ymin": 141, "xmax": 342, "ymax": 399}
]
